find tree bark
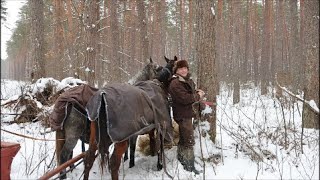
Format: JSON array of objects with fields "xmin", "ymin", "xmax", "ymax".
[
  {"xmin": 109, "ymin": 0, "xmax": 121, "ymax": 83},
  {"xmin": 195, "ymin": 0, "xmax": 217, "ymax": 143},
  {"xmin": 137, "ymin": 0, "xmax": 149, "ymax": 64},
  {"xmin": 302, "ymin": 0, "xmax": 319, "ymax": 129},
  {"xmin": 84, "ymin": 0, "xmax": 100, "ymax": 86},
  {"xmin": 53, "ymin": 0, "xmax": 65, "ymax": 80},
  {"xmin": 29, "ymin": 0, "xmax": 46, "ymax": 80},
  {"xmin": 260, "ymin": 0, "xmax": 272, "ymax": 95}
]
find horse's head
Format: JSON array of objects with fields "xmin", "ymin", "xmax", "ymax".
[
  {"xmin": 146, "ymin": 57, "xmax": 163, "ymax": 79},
  {"xmin": 156, "ymin": 56, "xmax": 178, "ymax": 86},
  {"xmin": 164, "ymin": 55, "xmax": 178, "ymax": 74},
  {"xmin": 128, "ymin": 57, "xmax": 163, "ymax": 85}
]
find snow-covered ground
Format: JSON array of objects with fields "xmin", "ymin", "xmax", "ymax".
[{"xmin": 1, "ymin": 78, "xmax": 319, "ymax": 180}]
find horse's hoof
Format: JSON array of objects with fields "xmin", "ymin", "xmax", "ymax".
[
  {"xmin": 129, "ymin": 162, "xmax": 135, "ymax": 168},
  {"xmin": 59, "ymin": 174, "xmax": 67, "ymax": 179},
  {"xmin": 69, "ymin": 164, "xmax": 75, "ymax": 171},
  {"xmin": 157, "ymin": 164, "xmax": 163, "ymax": 171}
]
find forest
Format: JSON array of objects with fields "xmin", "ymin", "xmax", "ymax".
[
  {"xmin": 0, "ymin": 0, "xmax": 319, "ymax": 179},
  {"xmin": 1, "ymin": 0, "xmax": 318, "ymax": 129}
]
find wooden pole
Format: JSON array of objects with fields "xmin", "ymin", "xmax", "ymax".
[{"xmin": 39, "ymin": 152, "xmax": 86, "ymax": 180}]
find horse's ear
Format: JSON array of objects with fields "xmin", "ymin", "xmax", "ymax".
[
  {"xmin": 149, "ymin": 57, "xmax": 153, "ymax": 63},
  {"xmin": 174, "ymin": 56, "xmax": 178, "ymax": 61},
  {"xmin": 164, "ymin": 56, "xmax": 169, "ymax": 63}
]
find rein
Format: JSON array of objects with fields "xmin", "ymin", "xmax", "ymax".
[
  {"xmin": 161, "ymin": 121, "xmax": 174, "ymax": 179},
  {"xmin": 1, "ymin": 128, "xmax": 64, "ymax": 141}
]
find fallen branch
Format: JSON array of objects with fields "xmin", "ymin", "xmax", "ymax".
[
  {"xmin": 39, "ymin": 152, "xmax": 86, "ymax": 180},
  {"xmin": 275, "ymin": 74, "xmax": 319, "ymax": 115},
  {"xmin": 1, "ymin": 128, "xmax": 63, "ymax": 141}
]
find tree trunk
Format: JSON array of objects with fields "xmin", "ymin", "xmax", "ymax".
[
  {"xmin": 232, "ymin": 0, "xmax": 241, "ymax": 104},
  {"xmin": 109, "ymin": 0, "xmax": 121, "ymax": 83},
  {"xmin": 195, "ymin": 0, "xmax": 217, "ymax": 143},
  {"xmin": 29, "ymin": 0, "xmax": 46, "ymax": 80},
  {"xmin": 137, "ymin": 0, "xmax": 149, "ymax": 64},
  {"xmin": 84, "ymin": 0, "xmax": 100, "ymax": 86},
  {"xmin": 53, "ymin": 0, "xmax": 65, "ymax": 80},
  {"xmin": 260, "ymin": 0, "xmax": 272, "ymax": 95},
  {"xmin": 302, "ymin": 0, "xmax": 319, "ymax": 129},
  {"xmin": 288, "ymin": 0, "xmax": 301, "ymax": 92},
  {"xmin": 179, "ymin": 0, "xmax": 185, "ymax": 59},
  {"xmin": 252, "ymin": 0, "xmax": 260, "ymax": 87}
]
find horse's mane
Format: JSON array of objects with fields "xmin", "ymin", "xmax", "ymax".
[
  {"xmin": 128, "ymin": 61, "xmax": 159, "ymax": 85},
  {"xmin": 128, "ymin": 69, "xmax": 148, "ymax": 85}
]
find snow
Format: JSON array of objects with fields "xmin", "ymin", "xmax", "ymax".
[
  {"xmin": 1, "ymin": 79, "xmax": 319, "ymax": 180},
  {"xmin": 309, "ymin": 100, "xmax": 319, "ymax": 113}
]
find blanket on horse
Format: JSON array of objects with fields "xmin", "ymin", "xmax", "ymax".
[
  {"xmin": 86, "ymin": 80, "xmax": 173, "ymax": 143},
  {"xmin": 49, "ymin": 84, "xmax": 98, "ymax": 130}
]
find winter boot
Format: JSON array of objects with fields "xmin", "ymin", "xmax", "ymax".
[
  {"xmin": 177, "ymin": 146, "xmax": 200, "ymax": 175},
  {"xmin": 177, "ymin": 145, "xmax": 185, "ymax": 166}
]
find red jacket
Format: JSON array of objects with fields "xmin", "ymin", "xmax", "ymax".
[{"xmin": 168, "ymin": 74, "xmax": 200, "ymax": 119}]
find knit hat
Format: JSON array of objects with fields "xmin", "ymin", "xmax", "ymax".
[{"xmin": 173, "ymin": 60, "xmax": 189, "ymax": 74}]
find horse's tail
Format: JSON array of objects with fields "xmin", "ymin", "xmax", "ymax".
[
  {"xmin": 97, "ymin": 94, "xmax": 110, "ymax": 173},
  {"xmin": 55, "ymin": 130, "xmax": 65, "ymax": 165}
]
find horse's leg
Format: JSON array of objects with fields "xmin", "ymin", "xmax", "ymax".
[
  {"xmin": 81, "ymin": 141, "xmax": 86, "ymax": 152},
  {"xmin": 83, "ymin": 121, "xmax": 97, "ymax": 180},
  {"xmin": 124, "ymin": 149, "xmax": 128, "ymax": 162},
  {"xmin": 59, "ymin": 107, "xmax": 86, "ymax": 179},
  {"xmin": 129, "ymin": 135, "xmax": 138, "ymax": 168},
  {"xmin": 124, "ymin": 137, "xmax": 129, "ymax": 162},
  {"xmin": 149, "ymin": 130, "xmax": 156, "ymax": 156},
  {"xmin": 56, "ymin": 130, "xmax": 67, "ymax": 179},
  {"xmin": 56, "ymin": 130, "xmax": 65, "ymax": 166},
  {"xmin": 157, "ymin": 151, "xmax": 163, "ymax": 170},
  {"xmin": 156, "ymin": 134, "xmax": 163, "ymax": 171},
  {"xmin": 59, "ymin": 136, "xmax": 78, "ymax": 178},
  {"xmin": 69, "ymin": 151, "xmax": 75, "ymax": 170},
  {"xmin": 110, "ymin": 141, "xmax": 128, "ymax": 180}
]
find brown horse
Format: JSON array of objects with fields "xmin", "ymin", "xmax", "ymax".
[
  {"xmin": 84, "ymin": 80, "xmax": 174, "ymax": 180},
  {"xmin": 51, "ymin": 58, "xmax": 161, "ymax": 179},
  {"xmin": 125, "ymin": 55, "xmax": 178, "ymax": 168}
]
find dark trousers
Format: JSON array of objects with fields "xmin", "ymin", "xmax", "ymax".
[{"xmin": 175, "ymin": 118, "xmax": 195, "ymax": 148}]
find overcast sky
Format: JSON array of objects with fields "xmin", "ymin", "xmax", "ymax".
[{"xmin": 1, "ymin": 0, "xmax": 26, "ymax": 60}]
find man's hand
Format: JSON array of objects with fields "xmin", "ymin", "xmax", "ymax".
[{"xmin": 196, "ymin": 89, "xmax": 205, "ymax": 99}]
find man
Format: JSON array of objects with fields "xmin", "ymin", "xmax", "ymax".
[{"xmin": 168, "ymin": 59, "xmax": 204, "ymax": 174}]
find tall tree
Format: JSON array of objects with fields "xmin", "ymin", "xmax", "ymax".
[
  {"xmin": 109, "ymin": 0, "xmax": 121, "ymax": 83},
  {"xmin": 195, "ymin": 0, "xmax": 217, "ymax": 143},
  {"xmin": 243, "ymin": 0, "xmax": 251, "ymax": 82},
  {"xmin": 232, "ymin": 0, "xmax": 241, "ymax": 104},
  {"xmin": 128, "ymin": 0, "xmax": 138, "ymax": 75},
  {"xmin": 65, "ymin": 0, "xmax": 77, "ymax": 78},
  {"xmin": 137, "ymin": 0, "xmax": 149, "ymax": 63},
  {"xmin": 302, "ymin": 0, "xmax": 319, "ymax": 129},
  {"xmin": 53, "ymin": 0, "xmax": 65, "ymax": 80},
  {"xmin": 29, "ymin": 0, "xmax": 46, "ymax": 80},
  {"xmin": 216, "ymin": 0, "xmax": 223, "ymax": 93},
  {"xmin": 288, "ymin": 0, "xmax": 301, "ymax": 91},
  {"xmin": 252, "ymin": 0, "xmax": 260, "ymax": 86},
  {"xmin": 1, "ymin": 0, "xmax": 7, "ymax": 21},
  {"xmin": 178, "ymin": 0, "xmax": 185, "ymax": 59},
  {"xmin": 260, "ymin": 0, "xmax": 272, "ymax": 95},
  {"xmin": 83, "ymin": 0, "xmax": 100, "ymax": 86},
  {"xmin": 187, "ymin": 0, "xmax": 194, "ymax": 60}
]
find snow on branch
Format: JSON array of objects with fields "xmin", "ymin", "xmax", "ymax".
[{"xmin": 275, "ymin": 74, "xmax": 319, "ymax": 114}]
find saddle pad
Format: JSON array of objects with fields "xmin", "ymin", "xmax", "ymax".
[
  {"xmin": 86, "ymin": 81, "xmax": 173, "ymax": 143},
  {"xmin": 49, "ymin": 84, "xmax": 98, "ymax": 130}
]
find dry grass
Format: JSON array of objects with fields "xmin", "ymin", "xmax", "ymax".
[{"xmin": 137, "ymin": 120, "xmax": 180, "ymax": 156}]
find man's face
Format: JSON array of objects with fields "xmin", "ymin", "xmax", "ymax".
[{"xmin": 176, "ymin": 67, "xmax": 188, "ymax": 77}]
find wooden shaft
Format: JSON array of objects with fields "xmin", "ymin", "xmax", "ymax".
[{"xmin": 39, "ymin": 152, "xmax": 86, "ymax": 180}]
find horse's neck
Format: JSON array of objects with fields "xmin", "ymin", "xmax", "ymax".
[{"xmin": 128, "ymin": 70, "xmax": 148, "ymax": 85}]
